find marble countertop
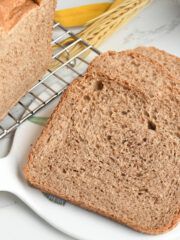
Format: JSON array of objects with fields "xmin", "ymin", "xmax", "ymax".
[{"xmin": 0, "ymin": 0, "xmax": 179, "ymax": 239}]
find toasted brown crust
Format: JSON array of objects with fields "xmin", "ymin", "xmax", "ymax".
[{"xmin": 24, "ymin": 50, "xmax": 180, "ymax": 234}]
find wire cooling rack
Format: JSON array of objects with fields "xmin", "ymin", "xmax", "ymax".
[{"xmin": 0, "ymin": 23, "xmax": 100, "ymax": 139}]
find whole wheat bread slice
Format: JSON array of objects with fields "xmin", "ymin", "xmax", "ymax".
[
  {"xmin": 24, "ymin": 51, "xmax": 180, "ymax": 234},
  {"xmin": 134, "ymin": 46, "xmax": 180, "ymax": 80}
]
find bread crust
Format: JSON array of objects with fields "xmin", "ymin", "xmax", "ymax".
[
  {"xmin": 24, "ymin": 50, "xmax": 180, "ymax": 234},
  {"xmin": 24, "ymin": 181, "xmax": 180, "ymax": 235}
]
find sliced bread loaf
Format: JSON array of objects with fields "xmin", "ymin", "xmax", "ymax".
[
  {"xmin": 0, "ymin": 0, "xmax": 56, "ymax": 120},
  {"xmin": 24, "ymin": 50, "xmax": 180, "ymax": 234}
]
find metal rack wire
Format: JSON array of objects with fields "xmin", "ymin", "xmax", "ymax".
[{"xmin": 0, "ymin": 23, "xmax": 101, "ymax": 139}]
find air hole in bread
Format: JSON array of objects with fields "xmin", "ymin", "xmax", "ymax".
[
  {"xmin": 48, "ymin": 164, "xmax": 52, "ymax": 170},
  {"xmin": 144, "ymin": 110, "xmax": 150, "ymax": 117},
  {"xmin": 137, "ymin": 173, "xmax": 143, "ymax": 177},
  {"xmin": 109, "ymin": 110, "xmax": 113, "ymax": 116},
  {"xmin": 107, "ymin": 135, "xmax": 112, "ymax": 140},
  {"xmin": 153, "ymin": 197, "xmax": 159, "ymax": 204},
  {"xmin": 176, "ymin": 132, "xmax": 180, "ymax": 138},
  {"xmin": 95, "ymin": 81, "xmax": 104, "ymax": 91},
  {"xmin": 121, "ymin": 110, "xmax": 130, "ymax": 115},
  {"xmin": 148, "ymin": 120, "xmax": 156, "ymax": 131},
  {"xmin": 131, "ymin": 61, "xmax": 140, "ymax": 67},
  {"xmin": 84, "ymin": 95, "xmax": 90, "ymax": 101},
  {"xmin": 138, "ymin": 188, "xmax": 148, "ymax": 195}
]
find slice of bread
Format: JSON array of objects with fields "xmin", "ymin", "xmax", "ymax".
[
  {"xmin": 24, "ymin": 50, "xmax": 180, "ymax": 234},
  {"xmin": 0, "ymin": 0, "xmax": 56, "ymax": 120},
  {"xmin": 134, "ymin": 46, "xmax": 180, "ymax": 80}
]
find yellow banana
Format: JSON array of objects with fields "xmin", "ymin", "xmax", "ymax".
[{"xmin": 55, "ymin": 3, "xmax": 110, "ymax": 27}]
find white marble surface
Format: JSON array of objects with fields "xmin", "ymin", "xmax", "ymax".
[{"xmin": 0, "ymin": 0, "xmax": 180, "ymax": 239}]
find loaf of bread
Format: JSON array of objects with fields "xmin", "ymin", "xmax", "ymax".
[
  {"xmin": 24, "ymin": 50, "xmax": 180, "ymax": 234},
  {"xmin": 0, "ymin": 0, "xmax": 55, "ymax": 120}
]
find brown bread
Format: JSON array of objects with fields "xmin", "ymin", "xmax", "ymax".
[
  {"xmin": 0, "ymin": 0, "xmax": 56, "ymax": 120},
  {"xmin": 134, "ymin": 46, "xmax": 180, "ymax": 80},
  {"xmin": 24, "ymin": 50, "xmax": 180, "ymax": 234}
]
